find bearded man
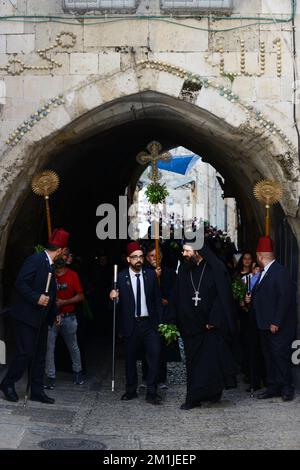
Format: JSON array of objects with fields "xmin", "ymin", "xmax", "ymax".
[{"xmin": 171, "ymin": 241, "xmax": 238, "ymax": 410}]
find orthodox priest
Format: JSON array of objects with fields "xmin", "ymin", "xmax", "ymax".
[{"xmin": 170, "ymin": 240, "xmax": 239, "ymax": 410}]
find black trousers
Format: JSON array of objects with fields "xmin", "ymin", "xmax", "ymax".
[
  {"xmin": 260, "ymin": 328, "xmax": 295, "ymax": 394},
  {"xmin": 142, "ymin": 337, "xmax": 167, "ymax": 384},
  {"xmin": 3, "ymin": 319, "xmax": 48, "ymax": 395},
  {"xmin": 240, "ymin": 310, "xmax": 266, "ymax": 387},
  {"xmin": 124, "ymin": 318, "xmax": 161, "ymax": 396}
]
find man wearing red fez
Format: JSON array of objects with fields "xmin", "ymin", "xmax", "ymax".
[
  {"xmin": 110, "ymin": 241, "xmax": 163, "ymax": 405},
  {"xmin": 0, "ymin": 229, "xmax": 69, "ymax": 404},
  {"xmin": 245, "ymin": 236, "xmax": 297, "ymax": 401}
]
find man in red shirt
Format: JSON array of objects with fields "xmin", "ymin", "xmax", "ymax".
[{"xmin": 45, "ymin": 257, "xmax": 84, "ymax": 388}]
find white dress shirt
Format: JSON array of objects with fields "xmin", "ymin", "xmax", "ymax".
[
  {"xmin": 45, "ymin": 250, "xmax": 54, "ymax": 266},
  {"xmin": 129, "ymin": 268, "xmax": 149, "ymax": 317},
  {"xmin": 258, "ymin": 259, "xmax": 275, "ymax": 283}
]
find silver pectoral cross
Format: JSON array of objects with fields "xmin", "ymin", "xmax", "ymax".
[{"xmin": 192, "ymin": 291, "xmax": 201, "ymax": 306}]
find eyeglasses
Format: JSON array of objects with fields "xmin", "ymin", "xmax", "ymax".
[{"xmin": 129, "ymin": 255, "xmax": 144, "ymax": 260}]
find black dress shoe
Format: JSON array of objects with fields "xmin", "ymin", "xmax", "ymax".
[
  {"xmin": 207, "ymin": 393, "xmax": 222, "ymax": 403},
  {"xmin": 145, "ymin": 393, "xmax": 162, "ymax": 405},
  {"xmin": 30, "ymin": 392, "xmax": 55, "ymax": 404},
  {"xmin": 121, "ymin": 392, "xmax": 138, "ymax": 401},
  {"xmin": 257, "ymin": 391, "xmax": 281, "ymax": 399},
  {"xmin": 282, "ymin": 393, "xmax": 294, "ymax": 402},
  {"xmin": 180, "ymin": 402, "xmax": 198, "ymax": 410},
  {"xmin": 0, "ymin": 383, "xmax": 19, "ymax": 402}
]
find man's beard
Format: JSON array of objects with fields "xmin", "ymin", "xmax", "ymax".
[
  {"xmin": 183, "ymin": 255, "xmax": 199, "ymax": 270},
  {"xmin": 131, "ymin": 262, "xmax": 142, "ymax": 271}
]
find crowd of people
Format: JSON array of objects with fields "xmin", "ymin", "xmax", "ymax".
[{"xmin": 0, "ymin": 223, "xmax": 297, "ymax": 408}]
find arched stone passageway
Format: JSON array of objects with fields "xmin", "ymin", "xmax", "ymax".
[{"xmin": 0, "ymin": 67, "xmax": 299, "ymax": 305}]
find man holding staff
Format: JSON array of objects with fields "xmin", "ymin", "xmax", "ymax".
[
  {"xmin": 0, "ymin": 228, "xmax": 69, "ymax": 403},
  {"xmin": 110, "ymin": 241, "xmax": 163, "ymax": 405}
]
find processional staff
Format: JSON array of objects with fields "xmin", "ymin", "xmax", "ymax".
[
  {"xmin": 136, "ymin": 141, "xmax": 171, "ymax": 269},
  {"xmin": 253, "ymin": 180, "xmax": 283, "ymax": 237},
  {"xmin": 31, "ymin": 170, "xmax": 60, "ymax": 239},
  {"xmin": 112, "ymin": 264, "xmax": 118, "ymax": 392}
]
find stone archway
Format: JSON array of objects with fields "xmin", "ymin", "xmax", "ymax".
[{"xmin": 1, "ymin": 63, "xmax": 300, "ymax": 295}]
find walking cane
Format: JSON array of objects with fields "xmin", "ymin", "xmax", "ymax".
[
  {"xmin": 23, "ymin": 272, "xmax": 52, "ymax": 407},
  {"xmin": 246, "ymin": 274, "xmax": 255, "ymax": 398},
  {"xmin": 112, "ymin": 265, "xmax": 118, "ymax": 392}
]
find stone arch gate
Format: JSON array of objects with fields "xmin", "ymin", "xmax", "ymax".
[{"xmin": 0, "ymin": 62, "xmax": 300, "ymax": 308}]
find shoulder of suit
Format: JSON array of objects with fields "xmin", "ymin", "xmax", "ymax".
[
  {"xmin": 119, "ymin": 268, "xmax": 129, "ymax": 278},
  {"xmin": 274, "ymin": 261, "xmax": 289, "ymax": 274},
  {"xmin": 143, "ymin": 267, "xmax": 154, "ymax": 276},
  {"xmin": 271, "ymin": 261, "xmax": 284, "ymax": 271},
  {"xmin": 28, "ymin": 252, "xmax": 45, "ymax": 263}
]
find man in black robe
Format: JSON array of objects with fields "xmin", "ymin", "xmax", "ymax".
[{"xmin": 170, "ymin": 241, "xmax": 238, "ymax": 410}]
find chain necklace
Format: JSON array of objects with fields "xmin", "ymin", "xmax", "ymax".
[{"xmin": 190, "ymin": 262, "xmax": 207, "ymax": 306}]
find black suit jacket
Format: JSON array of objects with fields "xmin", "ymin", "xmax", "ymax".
[
  {"xmin": 10, "ymin": 251, "xmax": 58, "ymax": 328},
  {"xmin": 116, "ymin": 267, "xmax": 163, "ymax": 337},
  {"xmin": 252, "ymin": 261, "xmax": 297, "ymax": 331}
]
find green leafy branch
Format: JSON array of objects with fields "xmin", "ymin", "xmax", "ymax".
[
  {"xmin": 232, "ymin": 278, "xmax": 247, "ymax": 302},
  {"xmin": 158, "ymin": 323, "xmax": 180, "ymax": 346},
  {"xmin": 34, "ymin": 244, "xmax": 45, "ymax": 254},
  {"xmin": 145, "ymin": 182, "xmax": 169, "ymax": 204}
]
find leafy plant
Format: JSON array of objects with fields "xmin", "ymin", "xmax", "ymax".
[
  {"xmin": 158, "ymin": 323, "xmax": 180, "ymax": 346},
  {"xmin": 145, "ymin": 182, "xmax": 169, "ymax": 204},
  {"xmin": 232, "ymin": 278, "xmax": 247, "ymax": 302},
  {"xmin": 34, "ymin": 244, "xmax": 45, "ymax": 254}
]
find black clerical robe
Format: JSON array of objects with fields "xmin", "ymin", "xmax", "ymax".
[{"xmin": 172, "ymin": 250, "xmax": 238, "ymax": 405}]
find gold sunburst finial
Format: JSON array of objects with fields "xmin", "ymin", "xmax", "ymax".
[
  {"xmin": 253, "ymin": 180, "xmax": 283, "ymax": 207},
  {"xmin": 253, "ymin": 180, "xmax": 283, "ymax": 237},
  {"xmin": 31, "ymin": 170, "xmax": 60, "ymax": 197},
  {"xmin": 31, "ymin": 170, "xmax": 60, "ymax": 239}
]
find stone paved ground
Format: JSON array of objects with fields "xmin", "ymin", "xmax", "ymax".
[{"xmin": 0, "ymin": 339, "xmax": 299, "ymax": 450}]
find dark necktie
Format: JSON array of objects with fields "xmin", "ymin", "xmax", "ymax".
[
  {"xmin": 257, "ymin": 269, "xmax": 265, "ymax": 284},
  {"xmin": 135, "ymin": 274, "xmax": 141, "ymax": 317}
]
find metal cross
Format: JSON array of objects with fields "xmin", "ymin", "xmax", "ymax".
[
  {"xmin": 136, "ymin": 141, "xmax": 171, "ymax": 183},
  {"xmin": 192, "ymin": 291, "xmax": 201, "ymax": 306}
]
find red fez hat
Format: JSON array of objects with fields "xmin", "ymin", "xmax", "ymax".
[
  {"xmin": 49, "ymin": 228, "xmax": 70, "ymax": 248},
  {"xmin": 127, "ymin": 241, "xmax": 142, "ymax": 257},
  {"xmin": 256, "ymin": 236, "xmax": 274, "ymax": 253}
]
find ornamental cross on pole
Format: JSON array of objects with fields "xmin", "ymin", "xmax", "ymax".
[{"xmin": 136, "ymin": 141, "xmax": 171, "ymax": 182}]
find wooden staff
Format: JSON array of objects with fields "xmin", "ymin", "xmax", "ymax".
[
  {"xmin": 31, "ymin": 170, "xmax": 59, "ymax": 239},
  {"xmin": 254, "ymin": 180, "xmax": 283, "ymax": 237}
]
